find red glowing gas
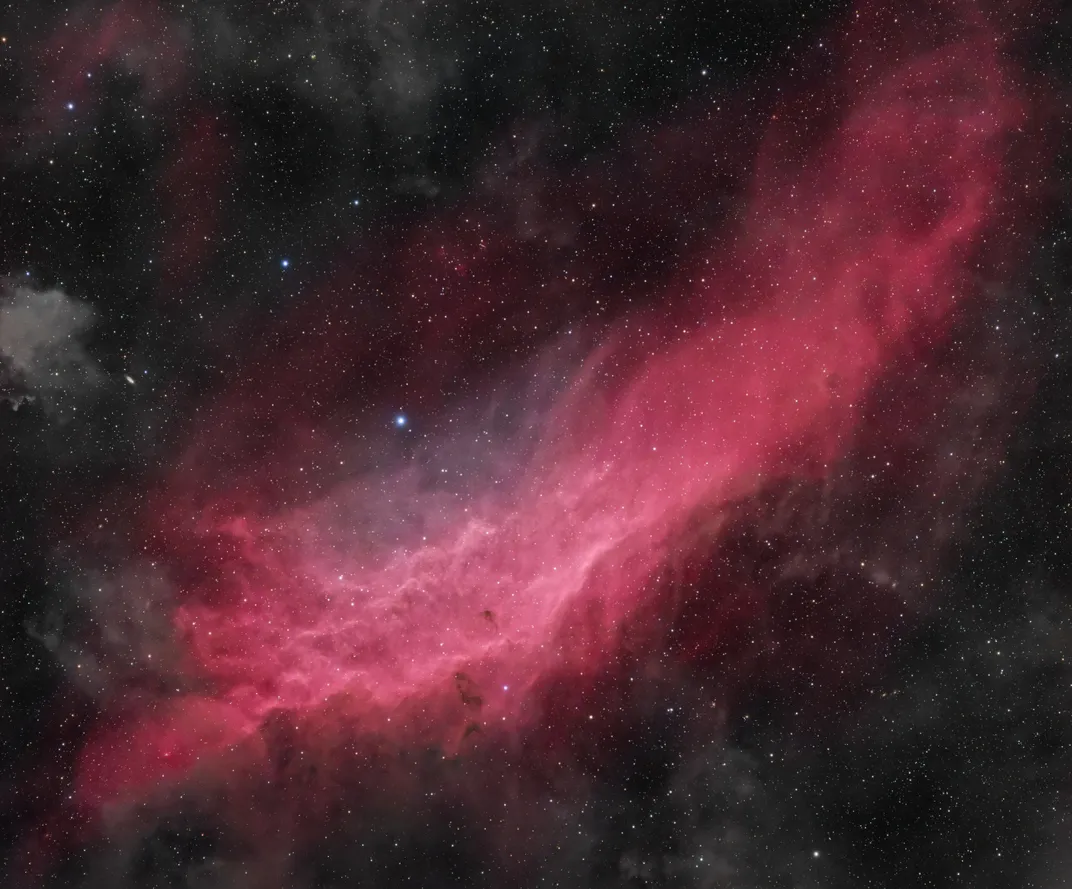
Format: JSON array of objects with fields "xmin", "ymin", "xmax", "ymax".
[{"xmin": 71, "ymin": 4, "xmax": 1033, "ymax": 811}]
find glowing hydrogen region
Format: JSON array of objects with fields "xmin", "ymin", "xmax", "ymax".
[{"xmin": 65, "ymin": 4, "xmax": 1039, "ymax": 823}]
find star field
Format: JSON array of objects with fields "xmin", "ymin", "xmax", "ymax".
[{"xmin": 1, "ymin": 2, "xmax": 1071, "ymax": 889}]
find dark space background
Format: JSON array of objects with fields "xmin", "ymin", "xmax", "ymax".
[{"xmin": 1, "ymin": 1, "xmax": 1072, "ymax": 887}]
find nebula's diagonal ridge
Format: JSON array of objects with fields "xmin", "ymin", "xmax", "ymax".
[{"xmin": 62, "ymin": 5, "xmax": 1035, "ymax": 818}]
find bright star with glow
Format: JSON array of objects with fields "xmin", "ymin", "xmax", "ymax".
[
  {"xmin": 395, "ymin": 414, "xmax": 407, "ymax": 428},
  {"xmin": 65, "ymin": 102, "xmax": 75, "ymax": 111},
  {"xmin": 280, "ymin": 258, "xmax": 290, "ymax": 269}
]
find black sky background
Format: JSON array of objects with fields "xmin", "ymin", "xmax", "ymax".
[{"xmin": 2, "ymin": 1, "xmax": 1072, "ymax": 887}]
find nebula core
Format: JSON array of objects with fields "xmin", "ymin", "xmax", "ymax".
[{"xmin": 68, "ymin": 2, "xmax": 1031, "ymax": 806}]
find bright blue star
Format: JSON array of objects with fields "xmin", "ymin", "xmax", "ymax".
[
  {"xmin": 352, "ymin": 199, "xmax": 360, "ymax": 206},
  {"xmin": 280, "ymin": 258, "xmax": 290, "ymax": 269},
  {"xmin": 394, "ymin": 414, "xmax": 407, "ymax": 428},
  {"xmin": 65, "ymin": 102, "xmax": 75, "ymax": 111}
]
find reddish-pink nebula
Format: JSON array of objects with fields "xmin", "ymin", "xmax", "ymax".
[{"xmin": 71, "ymin": 5, "xmax": 1033, "ymax": 813}]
